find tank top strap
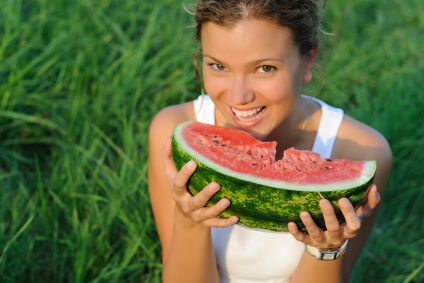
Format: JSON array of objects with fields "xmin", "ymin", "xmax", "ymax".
[
  {"xmin": 309, "ymin": 96, "xmax": 344, "ymax": 158},
  {"xmin": 193, "ymin": 94, "xmax": 215, "ymax": 125}
]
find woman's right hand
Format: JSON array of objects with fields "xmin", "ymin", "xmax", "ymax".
[{"xmin": 162, "ymin": 136, "xmax": 239, "ymax": 228}]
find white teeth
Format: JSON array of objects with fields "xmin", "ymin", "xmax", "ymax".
[{"xmin": 232, "ymin": 106, "xmax": 265, "ymax": 121}]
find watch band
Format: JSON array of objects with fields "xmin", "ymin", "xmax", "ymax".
[{"xmin": 305, "ymin": 240, "xmax": 348, "ymax": 261}]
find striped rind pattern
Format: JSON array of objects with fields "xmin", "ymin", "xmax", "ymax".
[{"xmin": 171, "ymin": 123, "xmax": 376, "ymax": 232}]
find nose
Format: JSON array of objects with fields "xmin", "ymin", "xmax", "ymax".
[{"xmin": 227, "ymin": 75, "xmax": 255, "ymax": 105}]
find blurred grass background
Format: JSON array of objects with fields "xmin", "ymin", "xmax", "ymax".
[{"xmin": 0, "ymin": 0, "xmax": 422, "ymax": 282}]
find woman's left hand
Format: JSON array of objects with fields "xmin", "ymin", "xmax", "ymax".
[{"xmin": 288, "ymin": 184, "xmax": 380, "ymax": 249}]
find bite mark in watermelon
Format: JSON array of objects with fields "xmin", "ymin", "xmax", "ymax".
[{"xmin": 171, "ymin": 121, "xmax": 376, "ymax": 232}]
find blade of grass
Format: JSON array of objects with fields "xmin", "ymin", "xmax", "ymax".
[{"xmin": 0, "ymin": 213, "xmax": 36, "ymax": 265}]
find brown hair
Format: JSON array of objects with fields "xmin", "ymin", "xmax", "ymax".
[{"xmin": 193, "ymin": 0, "xmax": 325, "ymax": 56}]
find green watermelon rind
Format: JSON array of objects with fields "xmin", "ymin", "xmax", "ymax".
[
  {"xmin": 171, "ymin": 122, "xmax": 376, "ymax": 232},
  {"xmin": 173, "ymin": 122, "xmax": 376, "ymax": 192}
]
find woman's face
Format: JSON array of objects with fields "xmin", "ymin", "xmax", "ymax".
[{"xmin": 201, "ymin": 19, "xmax": 314, "ymax": 140}]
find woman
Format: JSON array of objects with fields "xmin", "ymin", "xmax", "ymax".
[{"xmin": 148, "ymin": 1, "xmax": 392, "ymax": 282}]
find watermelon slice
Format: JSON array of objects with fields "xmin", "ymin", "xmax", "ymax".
[{"xmin": 171, "ymin": 121, "xmax": 376, "ymax": 232}]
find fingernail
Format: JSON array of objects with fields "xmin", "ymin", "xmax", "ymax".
[
  {"xmin": 209, "ymin": 183, "xmax": 220, "ymax": 193},
  {"xmin": 301, "ymin": 212, "xmax": 309, "ymax": 221},
  {"xmin": 321, "ymin": 200, "xmax": 331, "ymax": 209},
  {"xmin": 340, "ymin": 198, "xmax": 349, "ymax": 208},
  {"xmin": 220, "ymin": 199, "xmax": 230, "ymax": 208},
  {"xmin": 187, "ymin": 160, "xmax": 196, "ymax": 169}
]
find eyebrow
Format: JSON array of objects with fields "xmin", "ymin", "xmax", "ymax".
[{"xmin": 203, "ymin": 54, "xmax": 284, "ymax": 67}]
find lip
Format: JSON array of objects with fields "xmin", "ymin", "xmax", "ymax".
[{"xmin": 228, "ymin": 105, "xmax": 267, "ymax": 128}]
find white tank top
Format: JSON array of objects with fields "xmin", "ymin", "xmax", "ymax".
[{"xmin": 193, "ymin": 95, "xmax": 344, "ymax": 283}]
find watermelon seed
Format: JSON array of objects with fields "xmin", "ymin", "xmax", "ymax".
[
  {"xmin": 326, "ymin": 159, "xmax": 332, "ymax": 162},
  {"xmin": 311, "ymin": 161, "xmax": 316, "ymax": 163},
  {"xmin": 325, "ymin": 167, "xmax": 329, "ymax": 170}
]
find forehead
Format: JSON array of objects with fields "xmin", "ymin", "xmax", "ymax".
[{"xmin": 200, "ymin": 19, "xmax": 300, "ymax": 60}]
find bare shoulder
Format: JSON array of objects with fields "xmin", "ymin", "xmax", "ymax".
[
  {"xmin": 148, "ymin": 101, "xmax": 195, "ymax": 187},
  {"xmin": 149, "ymin": 102, "xmax": 196, "ymax": 142},
  {"xmin": 333, "ymin": 115, "xmax": 392, "ymax": 164},
  {"xmin": 333, "ymin": 114, "xmax": 393, "ymax": 198}
]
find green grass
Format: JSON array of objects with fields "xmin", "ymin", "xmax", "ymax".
[{"xmin": 0, "ymin": 0, "xmax": 422, "ymax": 282}]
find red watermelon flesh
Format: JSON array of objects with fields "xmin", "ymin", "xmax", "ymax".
[{"xmin": 182, "ymin": 121, "xmax": 364, "ymax": 185}]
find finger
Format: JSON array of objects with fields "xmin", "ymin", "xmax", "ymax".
[
  {"xmin": 172, "ymin": 160, "xmax": 197, "ymax": 196},
  {"xmin": 339, "ymin": 198, "xmax": 361, "ymax": 237},
  {"xmin": 365, "ymin": 184, "xmax": 380, "ymax": 210},
  {"xmin": 190, "ymin": 182, "xmax": 221, "ymax": 210},
  {"xmin": 288, "ymin": 222, "xmax": 308, "ymax": 243},
  {"xmin": 190, "ymin": 197, "xmax": 234, "ymax": 224},
  {"xmin": 189, "ymin": 197, "xmax": 237, "ymax": 227},
  {"xmin": 198, "ymin": 198, "xmax": 232, "ymax": 220},
  {"xmin": 355, "ymin": 185, "xmax": 380, "ymax": 218},
  {"xmin": 203, "ymin": 215, "xmax": 239, "ymax": 228},
  {"xmin": 320, "ymin": 199, "xmax": 343, "ymax": 241},
  {"xmin": 300, "ymin": 211, "xmax": 325, "ymax": 243}
]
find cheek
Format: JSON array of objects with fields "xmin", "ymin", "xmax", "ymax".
[
  {"xmin": 203, "ymin": 73, "xmax": 226, "ymax": 96},
  {"xmin": 269, "ymin": 68, "xmax": 304, "ymax": 100},
  {"xmin": 258, "ymin": 74, "xmax": 296, "ymax": 101}
]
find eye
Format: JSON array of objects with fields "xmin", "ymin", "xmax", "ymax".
[
  {"xmin": 258, "ymin": 65, "xmax": 275, "ymax": 73},
  {"xmin": 211, "ymin": 63, "xmax": 228, "ymax": 71}
]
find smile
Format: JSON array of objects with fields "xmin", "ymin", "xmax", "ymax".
[{"xmin": 231, "ymin": 106, "xmax": 266, "ymax": 122}]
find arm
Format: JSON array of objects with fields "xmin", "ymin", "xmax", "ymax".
[
  {"xmin": 288, "ymin": 116, "xmax": 393, "ymax": 283},
  {"xmin": 148, "ymin": 105, "xmax": 237, "ymax": 283}
]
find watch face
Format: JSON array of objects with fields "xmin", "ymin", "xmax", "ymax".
[
  {"xmin": 306, "ymin": 240, "xmax": 348, "ymax": 261},
  {"xmin": 321, "ymin": 253, "xmax": 337, "ymax": 260}
]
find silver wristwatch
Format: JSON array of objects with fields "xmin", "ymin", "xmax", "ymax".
[{"xmin": 305, "ymin": 240, "xmax": 348, "ymax": 260}]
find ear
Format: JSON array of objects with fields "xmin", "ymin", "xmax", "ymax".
[{"xmin": 302, "ymin": 45, "xmax": 319, "ymax": 84}]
